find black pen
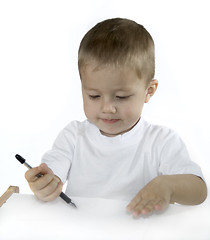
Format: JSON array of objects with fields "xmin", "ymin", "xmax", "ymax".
[{"xmin": 15, "ymin": 154, "xmax": 77, "ymax": 208}]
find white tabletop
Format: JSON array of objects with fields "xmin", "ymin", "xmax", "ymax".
[{"xmin": 0, "ymin": 194, "xmax": 209, "ymax": 240}]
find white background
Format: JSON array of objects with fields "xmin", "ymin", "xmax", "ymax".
[{"xmin": 0, "ymin": 0, "xmax": 209, "ymax": 196}]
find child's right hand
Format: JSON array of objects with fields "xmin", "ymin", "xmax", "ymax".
[{"xmin": 25, "ymin": 163, "xmax": 63, "ymax": 202}]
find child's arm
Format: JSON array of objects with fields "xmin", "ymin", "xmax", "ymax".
[
  {"xmin": 25, "ymin": 163, "xmax": 63, "ymax": 202},
  {"xmin": 126, "ymin": 174, "xmax": 207, "ymax": 217}
]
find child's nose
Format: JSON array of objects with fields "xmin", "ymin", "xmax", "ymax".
[{"xmin": 101, "ymin": 99, "xmax": 116, "ymax": 114}]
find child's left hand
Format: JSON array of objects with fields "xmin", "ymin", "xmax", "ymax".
[{"xmin": 126, "ymin": 176, "xmax": 172, "ymax": 217}]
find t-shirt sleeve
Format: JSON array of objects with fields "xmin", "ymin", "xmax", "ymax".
[
  {"xmin": 158, "ymin": 130, "xmax": 204, "ymax": 180},
  {"xmin": 41, "ymin": 122, "xmax": 77, "ymax": 184}
]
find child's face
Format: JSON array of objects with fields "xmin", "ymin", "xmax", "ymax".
[{"xmin": 81, "ymin": 63, "xmax": 156, "ymax": 137}]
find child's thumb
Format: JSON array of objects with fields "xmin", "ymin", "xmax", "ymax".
[{"xmin": 38, "ymin": 163, "xmax": 54, "ymax": 175}]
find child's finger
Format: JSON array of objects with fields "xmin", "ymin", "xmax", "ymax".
[
  {"xmin": 126, "ymin": 194, "xmax": 142, "ymax": 212},
  {"xmin": 25, "ymin": 163, "xmax": 53, "ymax": 182},
  {"xmin": 42, "ymin": 181, "xmax": 63, "ymax": 202},
  {"xmin": 29, "ymin": 173, "xmax": 56, "ymax": 191},
  {"xmin": 35, "ymin": 177, "xmax": 61, "ymax": 201},
  {"xmin": 154, "ymin": 199, "xmax": 169, "ymax": 211},
  {"xmin": 140, "ymin": 199, "xmax": 161, "ymax": 215},
  {"xmin": 130, "ymin": 199, "xmax": 149, "ymax": 216},
  {"xmin": 127, "ymin": 195, "xmax": 162, "ymax": 216},
  {"xmin": 25, "ymin": 166, "xmax": 43, "ymax": 182},
  {"xmin": 38, "ymin": 163, "xmax": 54, "ymax": 175}
]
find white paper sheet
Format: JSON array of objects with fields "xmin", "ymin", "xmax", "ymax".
[{"xmin": 0, "ymin": 194, "xmax": 209, "ymax": 240}]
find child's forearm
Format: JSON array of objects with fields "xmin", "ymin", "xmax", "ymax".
[{"xmin": 166, "ymin": 174, "xmax": 207, "ymax": 205}]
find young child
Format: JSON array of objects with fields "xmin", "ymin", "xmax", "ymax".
[{"xmin": 25, "ymin": 18, "xmax": 207, "ymax": 217}]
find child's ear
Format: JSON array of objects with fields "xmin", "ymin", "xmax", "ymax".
[{"xmin": 145, "ymin": 79, "xmax": 158, "ymax": 103}]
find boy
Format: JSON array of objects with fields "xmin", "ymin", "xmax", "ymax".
[{"xmin": 25, "ymin": 18, "xmax": 207, "ymax": 217}]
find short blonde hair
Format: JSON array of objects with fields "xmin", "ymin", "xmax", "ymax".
[{"xmin": 78, "ymin": 18, "xmax": 155, "ymax": 86}]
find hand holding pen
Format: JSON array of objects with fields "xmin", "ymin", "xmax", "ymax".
[{"xmin": 15, "ymin": 154, "xmax": 76, "ymax": 208}]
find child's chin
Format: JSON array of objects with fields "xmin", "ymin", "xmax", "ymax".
[
  {"xmin": 100, "ymin": 129, "xmax": 120, "ymax": 137},
  {"xmin": 100, "ymin": 128, "xmax": 128, "ymax": 137}
]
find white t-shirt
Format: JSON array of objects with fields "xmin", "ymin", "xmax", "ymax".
[{"xmin": 42, "ymin": 118, "xmax": 204, "ymax": 201}]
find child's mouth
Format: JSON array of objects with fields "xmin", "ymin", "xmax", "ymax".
[{"xmin": 101, "ymin": 119, "xmax": 120, "ymax": 124}]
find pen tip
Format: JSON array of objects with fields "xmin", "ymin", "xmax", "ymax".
[
  {"xmin": 15, "ymin": 154, "xmax": 25, "ymax": 164},
  {"xmin": 70, "ymin": 202, "xmax": 77, "ymax": 208}
]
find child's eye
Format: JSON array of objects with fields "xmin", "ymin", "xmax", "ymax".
[
  {"xmin": 116, "ymin": 96, "xmax": 129, "ymax": 100},
  {"xmin": 89, "ymin": 95, "xmax": 100, "ymax": 100}
]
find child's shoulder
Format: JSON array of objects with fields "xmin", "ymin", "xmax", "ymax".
[
  {"xmin": 141, "ymin": 118, "xmax": 182, "ymax": 144},
  {"xmin": 54, "ymin": 120, "xmax": 90, "ymax": 145},
  {"xmin": 63, "ymin": 119, "xmax": 89, "ymax": 134},
  {"xmin": 142, "ymin": 118, "xmax": 175, "ymax": 133}
]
